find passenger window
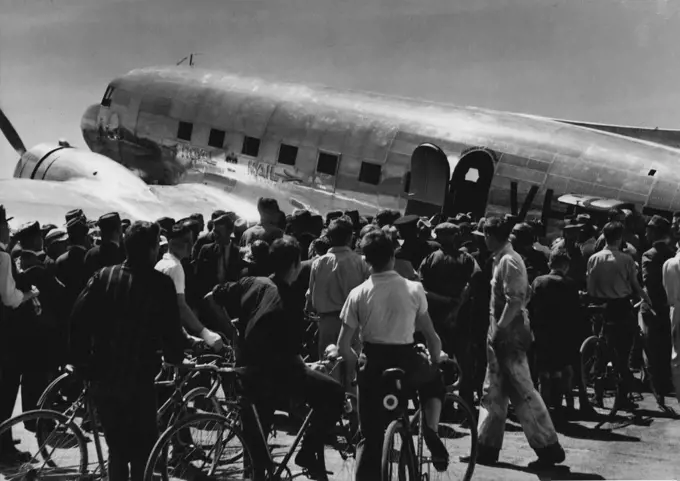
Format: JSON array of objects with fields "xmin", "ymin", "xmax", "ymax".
[
  {"xmin": 101, "ymin": 86, "xmax": 115, "ymax": 107},
  {"xmin": 359, "ymin": 161, "xmax": 382, "ymax": 185},
  {"xmin": 277, "ymin": 144, "xmax": 298, "ymax": 166},
  {"xmin": 242, "ymin": 136, "xmax": 261, "ymax": 157},
  {"xmin": 208, "ymin": 129, "xmax": 226, "ymax": 148},
  {"xmin": 177, "ymin": 121, "xmax": 193, "ymax": 141},
  {"xmin": 317, "ymin": 151, "xmax": 339, "ymax": 176}
]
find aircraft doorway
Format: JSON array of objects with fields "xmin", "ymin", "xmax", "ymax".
[
  {"xmin": 447, "ymin": 149, "xmax": 495, "ymax": 219},
  {"xmin": 405, "ymin": 143, "xmax": 450, "ymax": 217}
]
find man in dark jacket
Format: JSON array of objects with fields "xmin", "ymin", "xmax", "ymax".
[
  {"xmin": 641, "ymin": 215, "xmax": 675, "ymax": 407},
  {"xmin": 70, "ymin": 221, "xmax": 186, "ymax": 481},
  {"xmin": 203, "ymin": 236, "xmax": 344, "ymax": 480},
  {"xmin": 196, "ymin": 214, "xmax": 244, "ymax": 296},
  {"xmin": 55, "ymin": 216, "xmax": 91, "ymax": 311},
  {"xmin": 84, "ymin": 212, "xmax": 126, "ymax": 277}
]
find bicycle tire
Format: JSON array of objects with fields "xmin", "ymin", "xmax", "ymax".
[
  {"xmin": 580, "ymin": 336, "xmax": 618, "ymax": 416},
  {"xmin": 38, "ymin": 370, "xmax": 82, "ymax": 412},
  {"xmin": 0, "ymin": 409, "xmax": 89, "ymax": 478},
  {"xmin": 144, "ymin": 412, "xmax": 252, "ymax": 481},
  {"xmin": 430, "ymin": 393, "xmax": 477, "ymax": 481},
  {"xmin": 382, "ymin": 418, "xmax": 417, "ymax": 481}
]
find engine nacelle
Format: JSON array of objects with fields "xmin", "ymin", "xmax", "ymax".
[{"xmin": 13, "ymin": 142, "xmax": 151, "ymax": 196}]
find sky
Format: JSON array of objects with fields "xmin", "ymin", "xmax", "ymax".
[{"xmin": 1, "ymin": 0, "xmax": 679, "ymax": 177}]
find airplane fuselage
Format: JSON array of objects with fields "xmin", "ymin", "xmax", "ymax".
[{"xmin": 81, "ymin": 66, "xmax": 680, "ymax": 230}]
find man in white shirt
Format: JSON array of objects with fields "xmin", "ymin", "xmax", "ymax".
[
  {"xmin": 662, "ymin": 251, "xmax": 680, "ymax": 405},
  {"xmin": 155, "ymin": 223, "xmax": 223, "ymax": 351},
  {"xmin": 338, "ymin": 230, "xmax": 448, "ymax": 481},
  {"xmin": 0, "ymin": 206, "xmax": 39, "ymax": 463}
]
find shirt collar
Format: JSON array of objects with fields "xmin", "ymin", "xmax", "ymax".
[
  {"xmin": 328, "ymin": 246, "xmax": 351, "ymax": 254},
  {"xmin": 370, "ymin": 270, "xmax": 400, "ymax": 280},
  {"xmin": 492, "ymin": 242, "xmax": 513, "ymax": 261},
  {"xmin": 164, "ymin": 251, "xmax": 181, "ymax": 263}
]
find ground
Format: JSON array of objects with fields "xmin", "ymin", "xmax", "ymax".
[{"xmin": 4, "ymin": 392, "xmax": 680, "ymax": 480}]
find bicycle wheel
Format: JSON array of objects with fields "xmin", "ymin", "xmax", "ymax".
[
  {"xmin": 144, "ymin": 412, "xmax": 252, "ymax": 481},
  {"xmin": 38, "ymin": 369, "xmax": 83, "ymax": 412},
  {"xmin": 0, "ymin": 409, "xmax": 89, "ymax": 479},
  {"xmin": 420, "ymin": 393, "xmax": 477, "ymax": 481},
  {"xmin": 580, "ymin": 336, "xmax": 618, "ymax": 415},
  {"xmin": 382, "ymin": 419, "xmax": 417, "ymax": 481}
]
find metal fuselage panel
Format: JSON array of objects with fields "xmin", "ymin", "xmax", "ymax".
[{"xmin": 81, "ymin": 66, "xmax": 680, "ymax": 221}]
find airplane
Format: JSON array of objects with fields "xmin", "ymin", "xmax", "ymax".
[
  {"xmin": 6, "ymin": 65, "xmax": 680, "ymax": 237},
  {"xmin": 0, "ymin": 108, "xmax": 260, "ymax": 228},
  {"xmin": 75, "ymin": 66, "xmax": 680, "ymax": 234}
]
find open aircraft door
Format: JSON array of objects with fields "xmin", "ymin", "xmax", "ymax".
[{"xmin": 405, "ymin": 144, "xmax": 450, "ymax": 217}]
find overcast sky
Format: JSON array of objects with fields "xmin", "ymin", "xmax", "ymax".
[{"xmin": 1, "ymin": 0, "xmax": 679, "ymax": 177}]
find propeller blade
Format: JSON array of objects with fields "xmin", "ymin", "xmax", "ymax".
[{"xmin": 0, "ymin": 106, "xmax": 26, "ymax": 155}]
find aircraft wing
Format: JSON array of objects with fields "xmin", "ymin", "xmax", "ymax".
[
  {"xmin": 552, "ymin": 119, "xmax": 680, "ymax": 150},
  {"xmin": 0, "ymin": 178, "xmax": 259, "ymax": 228}
]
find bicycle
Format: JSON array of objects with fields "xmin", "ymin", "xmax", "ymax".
[
  {"xmin": 580, "ymin": 302, "xmax": 644, "ymax": 418},
  {"xmin": 144, "ymin": 360, "xmax": 359, "ymax": 481},
  {"xmin": 380, "ymin": 366, "xmax": 478, "ymax": 481}
]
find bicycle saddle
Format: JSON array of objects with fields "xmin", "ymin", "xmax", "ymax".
[
  {"xmin": 382, "ymin": 368, "xmax": 406, "ymax": 382},
  {"xmin": 587, "ymin": 304, "xmax": 607, "ymax": 312}
]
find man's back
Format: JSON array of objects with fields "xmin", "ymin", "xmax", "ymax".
[
  {"xmin": 240, "ymin": 224, "xmax": 283, "ymax": 247},
  {"xmin": 341, "ymin": 271, "xmax": 426, "ymax": 345},
  {"xmin": 530, "ymin": 273, "xmax": 580, "ymax": 331},
  {"xmin": 309, "ymin": 246, "xmax": 369, "ymax": 314},
  {"xmin": 587, "ymin": 248, "xmax": 636, "ymax": 299},
  {"xmin": 70, "ymin": 264, "xmax": 185, "ymax": 397}
]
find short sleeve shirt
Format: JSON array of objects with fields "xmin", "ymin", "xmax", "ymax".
[
  {"xmin": 155, "ymin": 252, "xmax": 185, "ymax": 295},
  {"xmin": 587, "ymin": 248, "xmax": 636, "ymax": 299},
  {"xmin": 340, "ymin": 271, "xmax": 427, "ymax": 345}
]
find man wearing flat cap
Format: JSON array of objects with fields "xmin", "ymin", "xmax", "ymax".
[
  {"xmin": 393, "ymin": 214, "xmax": 440, "ymax": 272},
  {"xmin": 640, "ymin": 215, "xmax": 675, "ymax": 407},
  {"xmin": 240, "ymin": 197, "xmax": 284, "ymax": 248},
  {"xmin": 55, "ymin": 216, "xmax": 92, "ymax": 312},
  {"xmin": 196, "ymin": 214, "xmax": 244, "ymax": 297},
  {"xmin": 420, "ymin": 222, "xmax": 480, "ymax": 409},
  {"xmin": 44, "ymin": 228, "xmax": 69, "ymax": 274},
  {"xmin": 84, "ymin": 213, "xmax": 125, "ymax": 278},
  {"xmin": 11, "ymin": 221, "xmax": 44, "ymax": 265},
  {"xmin": 192, "ymin": 210, "xmax": 224, "ymax": 261}
]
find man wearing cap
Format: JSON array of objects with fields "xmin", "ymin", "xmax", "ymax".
[
  {"xmin": 240, "ymin": 197, "xmax": 284, "ymax": 248},
  {"xmin": 0, "ymin": 206, "xmax": 41, "ymax": 463},
  {"xmin": 55, "ymin": 216, "xmax": 92, "ymax": 311},
  {"xmin": 510, "ymin": 223, "xmax": 548, "ymax": 285},
  {"xmin": 192, "ymin": 211, "xmax": 223, "ymax": 260},
  {"xmin": 393, "ymin": 214, "xmax": 440, "ymax": 272},
  {"xmin": 469, "ymin": 217, "xmax": 565, "ymax": 468},
  {"xmin": 43, "ymin": 228, "xmax": 69, "ymax": 274},
  {"xmin": 196, "ymin": 214, "xmax": 244, "ymax": 297},
  {"xmin": 11, "ymin": 222, "xmax": 45, "ymax": 265},
  {"xmin": 642, "ymin": 216, "xmax": 675, "ymax": 407},
  {"xmin": 84, "ymin": 213, "xmax": 125, "ymax": 278},
  {"xmin": 419, "ymin": 222, "xmax": 480, "ymax": 408},
  {"xmin": 156, "ymin": 223, "xmax": 224, "ymax": 352}
]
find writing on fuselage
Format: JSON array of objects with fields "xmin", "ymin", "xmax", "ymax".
[
  {"xmin": 247, "ymin": 160, "xmax": 304, "ymax": 184},
  {"xmin": 175, "ymin": 143, "xmax": 220, "ymax": 169}
]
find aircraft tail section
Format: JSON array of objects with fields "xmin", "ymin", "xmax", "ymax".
[{"xmin": 555, "ymin": 119, "xmax": 680, "ymax": 150}]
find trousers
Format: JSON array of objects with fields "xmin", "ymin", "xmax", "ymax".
[
  {"xmin": 477, "ymin": 339, "xmax": 558, "ymax": 453},
  {"xmin": 640, "ymin": 308, "xmax": 673, "ymax": 396}
]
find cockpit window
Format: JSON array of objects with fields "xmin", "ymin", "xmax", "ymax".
[{"xmin": 101, "ymin": 86, "xmax": 115, "ymax": 107}]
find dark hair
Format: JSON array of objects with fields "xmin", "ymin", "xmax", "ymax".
[
  {"xmin": 608, "ymin": 208, "xmax": 624, "ymax": 222},
  {"xmin": 309, "ymin": 236, "xmax": 330, "ymax": 258},
  {"xmin": 269, "ymin": 236, "xmax": 301, "ymax": 275},
  {"xmin": 549, "ymin": 248, "xmax": 571, "ymax": 269},
  {"xmin": 124, "ymin": 221, "xmax": 160, "ymax": 266},
  {"xmin": 603, "ymin": 221, "xmax": 624, "ymax": 245},
  {"xmin": 257, "ymin": 197, "xmax": 280, "ymax": 214},
  {"xmin": 251, "ymin": 239, "xmax": 270, "ymax": 263},
  {"xmin": 483, "ymin": 217, "xmax": 512, "ymax": 242},
  {"xmin": 361, "ymin": 230, "xmax": 394, "ymax": 270},
  {"xmin": 326, "ymin": 217, "xmax": 354, "ymax": 247}
]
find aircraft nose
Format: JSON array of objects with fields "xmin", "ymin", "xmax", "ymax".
[{"xmin": 80, "ymin": 103, "xmax": 99, "ymax": 148}]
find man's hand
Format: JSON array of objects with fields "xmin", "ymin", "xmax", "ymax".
[
  {"xmin": 199, "ymin": 327, "xmax": 225, "ymax": 352},
  {"xmin": 22, "ymin": 287, "xmax": 40, "ymax": 303}
]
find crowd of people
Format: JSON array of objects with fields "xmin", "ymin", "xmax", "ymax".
[{"xmin": 0, "ymin": 196, "xmax": 679, "ymax": 481}]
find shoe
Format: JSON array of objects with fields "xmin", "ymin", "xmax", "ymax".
[
  {"xmin": 0, "ymin": 447, "xmax": 32, "ymax": 465},
  {"xmin": 295, "ymin": 447, "xmax": 330, "ymax": 481},
  {"xmin": 422, "ymin": 426, "xmax": 449, "ymax": 472},
  {"xmin": 531, "ymin": 442, "xmax": 565, "ymax": 468},
  {"xmin": 460, "ymin": 443, "xmax": 499, "ymax": 466}
]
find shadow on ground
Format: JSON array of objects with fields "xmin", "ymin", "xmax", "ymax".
[
  {"xmin": 557, "ymin": 422, "xmax": 640, "ymax": 442},
  {"xmin": 493, "ymin": 462, "xmax": 605, "ymax": 480}
]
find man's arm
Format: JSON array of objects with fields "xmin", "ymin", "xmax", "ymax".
[
  {"xmin": 497, "ymin": 256, "xmax": 525, "ymax": 329},
  {"xmin": 413, "ymin": 283, "xmax": 442, "ymax": 363},
  {"xmin": 629, "ymin": 257, "xmax": 652, "ymax": 306},
  {"xmin": 338, "ymin": 293, "xmax": 360, "ymax": 370},
  {"xmin": 0, "ymin": 251, "xmax": 28, "ymax": 308},
  {"xmin": 158, "ymin": 278, "xmax": 189, "ymax": 365},
  {"xmin": 69, "ymin": 273, "xmax": 100, "ymax": 365},
  {"xmin": 201, "ymin": 291, "xmax": 237, "ymax": 340}
]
